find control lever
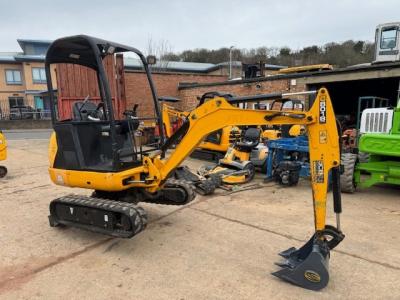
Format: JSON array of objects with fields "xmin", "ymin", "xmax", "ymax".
[{"xmin": 78, "ymin": 95, "xmax": 90, "ymax": 120}]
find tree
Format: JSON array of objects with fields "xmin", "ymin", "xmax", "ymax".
[
  {"xmin": 279, "ymin": 47, "xmax": 291, "ymax": 56},
  {"xmin": 145, "ymin": 37, "xmax": 173, "ymax": 71},
  {"xmin": 150, "ymin": 39, "xmax": 376, "ymax": 68},
  {"xmin": 162, "ymin": 53, "xmax": 180, "ymax": 61}
]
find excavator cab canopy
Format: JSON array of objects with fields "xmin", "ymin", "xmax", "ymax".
[{"xmin": 45, "ymin": 35, "xmax": 163, "ymax": 173}]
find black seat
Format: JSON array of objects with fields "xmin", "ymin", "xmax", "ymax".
[
  {"xmin": 234, "ymin": 128, "xmax": 261, "ymax": 152},
  {"xmin": 73, "ymin": 101, "xmax": 99, "ymax": 121}
]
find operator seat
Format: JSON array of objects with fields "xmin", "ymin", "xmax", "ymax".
[
  {"xmin": 234, "ymin": 127, "xmax": 261, "ymax": 152},
  {"xmin": 73, "ymin": 101, "xmax": 99, "ymax": 121}
]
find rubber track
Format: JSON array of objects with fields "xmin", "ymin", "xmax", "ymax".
[
  {"xmin": 141, "ymin": 178, "xmax": 196, "ymax": 205},
  {"xmin": 50, "ymin": 194, "xmax": 147, "ymax": 238}
]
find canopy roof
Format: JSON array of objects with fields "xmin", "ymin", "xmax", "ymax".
[{"xmin": 45, "ymin": 35, "xmax": 145, "ymax": 69}]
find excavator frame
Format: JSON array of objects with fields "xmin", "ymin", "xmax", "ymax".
[{"xmin": 46, "ymin": 35, "xmax": 344, "ymax": 291}]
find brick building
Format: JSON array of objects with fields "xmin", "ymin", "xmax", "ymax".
[
  {"xmin": 0, "ymin": 39, "xmax": 57, "ymax": 118},
  {"xmin": 178, "ymin": 75, "xmax": 305, "ymax": 111},
  {"xmin": 122, "ymin": 58, "xmax": 285, "ymax": 116},
  {"xmin": 177, "ymin": 62, "xmax": 400, "ymax": 118},
  {"xmin": 123, "ymin": 58, "xmax": 229, "ymax": 116}
]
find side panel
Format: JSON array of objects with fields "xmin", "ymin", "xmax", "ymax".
[{"xmin": 359, "ymin": 133, "xmax": 400, "ymax": 157}]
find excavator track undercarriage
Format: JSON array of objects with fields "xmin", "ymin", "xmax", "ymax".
[
  {"xmin": 49, "ymin": 179, "xmax": 196, "ymax": 239},
  {"xmin": 49, "ymin": 195, "xmax": 148, "ymax": 238}
]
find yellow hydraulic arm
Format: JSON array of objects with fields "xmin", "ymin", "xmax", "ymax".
[
  {"xmin": 153, "ymin": 88, "xmax": 339, "ymax": 232},
  {"xmin": 152, "ymin": 88, "xmax": 344, "ymax": 290}
]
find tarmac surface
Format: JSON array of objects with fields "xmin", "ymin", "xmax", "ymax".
[
  {"xmin": 3, "ymin": 129, "xmax": 52, "ymax": 140},
  {"xmin": 0, "ymin": 137, "xmax": 399, "ymax": 299}
]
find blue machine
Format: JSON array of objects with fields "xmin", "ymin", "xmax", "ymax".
[{"xmin": 265, "ymin": 135, "xmax": 310, "ymax": 180}]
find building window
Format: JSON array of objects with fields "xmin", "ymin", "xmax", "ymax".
[
  {"xmin": 5, "ymin": 70, "xmax": 22, "ymax": 85},
  {"xmin": 8, "ymin": 97, "xmax": 24, "ymax": 108},
  {"xmin": 380, "ymin": 27, "xmax": 398, "ymax": 49},
  {"xmin": 32, "ymin": 67, "xmax": 46, "ymax": 84}
]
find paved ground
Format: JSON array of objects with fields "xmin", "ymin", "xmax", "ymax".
[
  {"xmin": 0, "ymin": 138, "xmax": 399, "ymax": 299},
  {"xmin": 2, "ymin": 129, "xmax": 52, "ymax": 140}
]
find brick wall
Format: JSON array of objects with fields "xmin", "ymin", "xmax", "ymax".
[
  {"xmin": 178, "ymin": 78, "xmax": 307, "ymax": 111},
  {"xmin": 125, "ymin": 71, "xmax": 227, "ymax": 116}
]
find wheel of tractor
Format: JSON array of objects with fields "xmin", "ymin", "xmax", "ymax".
[
  {"xmin": 208, "ymin": 174, "xmax": 223, "ymax": 188},
  {"xmin": 358, "ymin": 152, "xmax": 369, "ymax": 163},
  {"xmin": 340, "ymin": 153, "xmax": 357, "ymax": 193},
  {"xmin": 260, "ymin": 159, "xmax": 268, "ymax": 174},
  {"xmin": 244, "ymin": 162, "xmax": 256, "ymax": 182},
  {"xmin": 0, "ymin": 166, "xmax": 7, "ymax": 178}
]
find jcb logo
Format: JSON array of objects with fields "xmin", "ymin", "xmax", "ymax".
[{"xmin": 319, "ymin": 99, "xmax": 326, "ymax": 124}]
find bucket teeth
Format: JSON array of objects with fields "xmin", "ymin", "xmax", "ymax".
[
  {"xmin": 278, "ymin": 247, "xmax": 297, "ymax": 258},
  {"xmin": 274, "ymin": 260, "xmax": 295, "ymax": 269}
]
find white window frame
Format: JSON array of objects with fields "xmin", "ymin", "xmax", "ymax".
[
  {"xmin": 5, "ymin": 69, "xmax": 22, "ymax": 85},
  {"xmin": 32, "ymin": 67, "xmax": 46, "ymax": 84}
]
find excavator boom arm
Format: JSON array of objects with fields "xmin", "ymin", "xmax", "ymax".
[{"xmin": 159, "ymin": 88, "xmax": 340, "ymax": 232}]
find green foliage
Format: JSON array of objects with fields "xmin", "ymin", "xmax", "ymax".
[{"xmin": 163, "ymin": 40, "xmax": 375, "ymax": 67}]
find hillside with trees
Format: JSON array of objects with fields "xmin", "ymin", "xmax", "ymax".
[{"xmin": 162, "ymin": 40, "xmax": 375, "ymax": 67}]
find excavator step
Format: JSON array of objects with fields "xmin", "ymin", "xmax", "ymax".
[{"xmin": 49, "ymin": 194, "xmax": 147, "ymax": 238}]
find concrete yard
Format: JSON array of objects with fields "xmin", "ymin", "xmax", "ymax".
[{"xmin": 0, "ymin": 137, "xmax": 399, "ymax": 300}]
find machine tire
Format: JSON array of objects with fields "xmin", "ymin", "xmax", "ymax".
[
  {"xmin": 0, "ymin": 166, "xmax": 7, "ymax": 178},
  {"xmin": 358, "ymin": 152, "xmax": 369, "ymax": 163},
  {"xmin": 208, "ymin": 174, "xmax": 223, "ymax": 188},
  {"xmin": 340, "ymin": 153, "xmax": 357, "ymax": 193},
  {"xmin": 260, "ymin": 159, "xmax": 268, "ymax": 174},
  {"xmin": 243, "ymin": 162, "xmax": 256, "ymax": 182}
]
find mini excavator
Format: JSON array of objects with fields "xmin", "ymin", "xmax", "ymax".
[
  {"xmin": 160, "ymin": 93, "xmax": 241, "ymax": 161},
  {"xmin": 45, "ymin": 35, "xmax": 344, "ymax": 291}
]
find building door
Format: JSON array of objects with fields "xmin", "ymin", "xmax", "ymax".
[
  {"xmin": 8, "ymin": 97, "xmax": 24, "ymax": 108},
  {"xmin": 34, "ymin": 96, "xmax": 44, "ymax": 109}
]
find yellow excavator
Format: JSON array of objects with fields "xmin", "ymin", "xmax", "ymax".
[
  {"xmin": 159, "ymin": 96, "xmax": 188, "ymax": 138},
  {"xmin": 0, "ymin": 130, "xmax": 7, "ymax": 178},
  {"xmin": 200, "ymin": 98, "xmax": 306, "ymax": 184},
  {"xmin": 160, "ymin": 94, "xmax": 241, "ymax": 161},
  {"xmin": 45, "ymin": 35, "xmax": 344, "ymax": 290}
]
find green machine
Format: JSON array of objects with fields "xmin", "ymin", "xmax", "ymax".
[{"xmin": 341, "ymin": 91, "xmax": 400, "ymax": 192}]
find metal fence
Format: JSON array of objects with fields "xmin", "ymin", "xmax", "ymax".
[{"xmin": 0, "ymin": 100, "xmax": 51, "ymax": 120}]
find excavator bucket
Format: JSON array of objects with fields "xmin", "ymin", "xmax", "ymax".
[
  {"xmin": 272, "ymin": 222, "xmax": 345, "ymax": 291},
  {"xmin": 272, "ymin": 234, "xmax": 330, "ymax": 291}
]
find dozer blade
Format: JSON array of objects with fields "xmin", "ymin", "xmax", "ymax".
[
  {"xmin": 272, "ymin": 235, "xmax": 330, "ymax": 291},
  {"xmin": 49, "ymin": 195, "xmax": 147, "ymax": 238}
]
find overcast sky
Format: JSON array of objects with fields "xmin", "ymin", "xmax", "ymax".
[{"xmin": 0, "ymin": 0, "xmax": 398, "ymax": 53}]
